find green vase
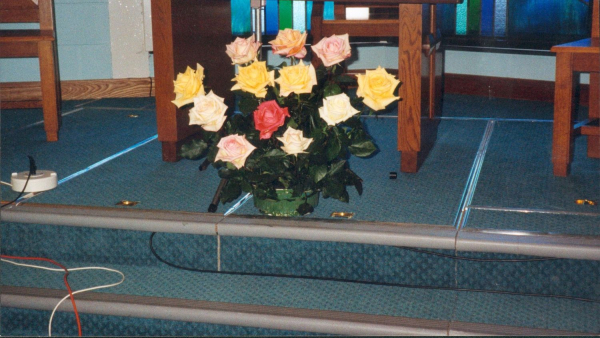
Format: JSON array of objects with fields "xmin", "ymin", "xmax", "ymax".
[{"xmin": 253, "ymin": 189, "xmax": 319, "ymax": 216}]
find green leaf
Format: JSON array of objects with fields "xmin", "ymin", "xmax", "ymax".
[
  {"xmin": 323, "ymin": 83, "xmax": 342, "ymax": 97},
  {"xmin": 238, "ymin": 96, "xmax": 259, "ymax": 115},
  {"xmin": 309, "ymin": 165, "xmax": 328, "ymax": 183},
  {"xmin": 334, "ymin": 74, "xmax": 356, "ymax": 84},
  {"xmin": 327, "ymin": 160, "xmax": 346, "ymax": 177},
  {"xmin": 179, "ymin": 139, "xmax": 208, "ymax": 160},
  {"xmin": 325, "ymin": 134, "xmax": 342, "ymax": 161},
  {"xmin": 349, "ymin": 140, "xmax": 377, "ymax": 157}
]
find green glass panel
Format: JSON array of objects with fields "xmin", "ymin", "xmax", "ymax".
[
  {"xmin": 231, "ymin": 0, "xmax": 252, "ymax": 35},
  {"xmin": 467, "ymin": 0, "xmax": 481, "ymax": 35},
  {"xmin": 279, "ymin": 0, "xmax": 293, "ymax": 30}
]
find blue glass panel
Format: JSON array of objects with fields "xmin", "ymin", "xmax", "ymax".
[
  {"xmin": 494, "ymin": 0, "xmax": 507, "ymax": 36},
  {"xmin": 265, "ymin": 0, "xmax": 279, "ymax": 35},
  {"xmin": 231, "ymin": 0, "xmax": 252, "ymax": 35},
  {"xmin": 306, "ymin": 1, "xmax": 313, "ymax": 31},
  {"xmin": 324, "ymin": 1, "xmax": 334, "ymax": 20},
  {"xmin": 481, "ymin": 0, "xmax": 494, "ymax": 36},
  {"xmin": 508, "ymin": 0, "xmax": 590, "ymax": 37},
  {"xmin": 293, "ymin": 1, "xmax": 306, "ymax": 32},
  {"xmin": 437, "ymin": 4, "xmax": 456, "ymax": 36},
  {"xmin": 456, "ymin": 0, "xmax": 468, "ymax": 35}
]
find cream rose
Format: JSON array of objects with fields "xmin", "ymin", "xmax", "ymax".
[
  {"xmin": 188, "ymin": 91, "xmax": 228, "ymax": 132},
  {"xmin": 226, "ymin": 35, "xmax": 261, "ymax": 65},
  {"xmin": 172, "ymin": 63, "xmax": 205, "ymax": 108},
  {"xmin": 215, "ymin": 134, "xmax": 256, "ymax": 169},
  {"xmin": 311, "ymin": 34, "xmax": 351, "ymax": 67},
  {"xmin": 269, "ymin": 28, "xmax": 307, "ymax": 58},
  {"xmin": 277, "ymin": 127, "xmax": 313, "ymax": 156},
  {"xmin": 318, "ymin": 93, "xmax": 360, "ymax": 126},
  {"xmin": 231, "ymin": 61, "xmax": 275, "ymax": 98},
  {"xmin": 356, "ymin": 66, "xmax": 401, "ymax": 111},
  {"xmin": 275, "ymin": 61, "xmax": 317, "ymax": 97}
]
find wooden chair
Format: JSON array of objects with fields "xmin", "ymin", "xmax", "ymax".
[
  {"xmin": 310, "ymin": 3, "xmax": 444, "ymax": 119},
  {"xmin": 0, "ymin": 0, "xmax": 61, "ymax": 142},
  {"xmin": 551, "ymin": 0, "xmax": 599, "ymax": 176}
]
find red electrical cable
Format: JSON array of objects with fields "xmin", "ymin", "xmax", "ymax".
[{"xmin": 1, "ymin": 254, "xmax": 82, "ymax": 336}]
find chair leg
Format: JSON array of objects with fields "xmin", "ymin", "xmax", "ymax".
[
  {"xmin": 552, "ymin": 53, "xmax": 575, "ymax": 176},
  {"xmin": 587, "ymin": 72, "xmax": 599, "ymax": 158},
  {"xmin": 38, "ymin": 40, "xmax": 61, "ymax": 142}
]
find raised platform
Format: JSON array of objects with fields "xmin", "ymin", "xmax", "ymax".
[{"xmin": 1, "ymin": 95, "xmax": 599, "ymax": 335}]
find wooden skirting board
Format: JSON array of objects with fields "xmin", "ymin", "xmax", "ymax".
[{"xmin": 0, "ymin": 74, "xmax": 590, "ymax": 107}]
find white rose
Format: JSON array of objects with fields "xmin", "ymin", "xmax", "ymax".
[
  {"xmin": 188, "ymin": 91, "xmax": 228, "ymax": 132},
  {"xmin": 318, "ymin": 93, "xmax": 360, "ymax": 126},
  {"xmin": 277, "ymin": 127, "xmax": 313, "ymax": 156}
]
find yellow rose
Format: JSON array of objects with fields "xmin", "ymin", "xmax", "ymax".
[
  {"xmin": 231, "ymin": 61, "xmax": 275, "ymax": 98},
  {"xmin": 275, "ymin": 61, "xmax": 317, "ymax": 97},
  {"xmin": 269, "ymin": 28, "xmax": 307, "ymax": 58},
  {"xmin": 172, "ymin": 63, "xmax": 205, "ymax": 108},
  {"xmin": 277, "ymin": 127, "xmax": 313, "ymax": 156},
  {"xmin": 318, "ymin": 93, "xmax": 360, "ymax": 126},
  {"xmin": 356, "ymin": 66, "xmax": 400, "ymax": 111},
  {"xmin": 188, "ymin": 91, "xmax": 228, "ymax": 132}
]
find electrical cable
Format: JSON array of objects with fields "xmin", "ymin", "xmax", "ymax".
[
  {"xmin": 1, "ymin": 181, "xmax": 12, "ymax": 187},
  {"xmin": 1, "ymin": 255, "xmax": 82, "ymax": 336},
  {"xmin": 1, "ymin": 171, "xmax": 30, "ymax": 209},
  {"xmin": 2, "ymin": 258, "xmax": 125, "ymax": 337},
  {"xmin": 149, "ymin": 232, "xmax": 600, "ymax": 304}
]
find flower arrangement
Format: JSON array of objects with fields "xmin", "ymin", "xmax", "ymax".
[{"xmin": 173, "ymin": 29, "xmax": 401, "ymax": 216}]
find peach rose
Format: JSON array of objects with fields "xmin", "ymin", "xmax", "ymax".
[
  {"xmin": 269, "ymin": 28, "xmax": 307, "ymax": 59},
  {"xmin": 172, "ymin": 63, "xmax": 205, "ymax": 108},
  {"xmin": 215, "ymin": 134, "xmax": 257, "ymax": 169},
  {"xmin": 318, "ymin": 93, "xmax": 360, "ymax": 126},
  {"xmin": 275, "ymin": 61, "xmax": 317, "ymax": 97},
  {"xmin": 188, "ymin": 91, "xmax": 228, "ymax": 132},
  {"xmin": 277, "ymin": 127, "xmax": 313, "ymax": 156},
  {"xmin": 254, "ymin": 100, "xmax": 290, "ymax": 139},
  {"xmin": 231, "ymin": 61, "xmax": 275, "ymax": 98},
  {"xmin": 226, "ymin": 35, "xmax": 261, "ymax": 65},
  {"xmin": 356, "ymin": 66, "xmax": 400, "ymax": 111},
  {"xmin": 311, "ymin": 34, "xmax": 351, "ymax": 67}
]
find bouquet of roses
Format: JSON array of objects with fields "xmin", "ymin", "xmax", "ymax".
[{"xmin": 172, "ymin": 29, "xmax": 401, "ymax": 215}]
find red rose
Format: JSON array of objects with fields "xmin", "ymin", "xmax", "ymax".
[{"xmin": 253, "ymin": 100, "xmax": 290, "ymax": 140}]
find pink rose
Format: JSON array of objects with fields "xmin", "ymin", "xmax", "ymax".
[
  {"xmin": 226, "ymin": 35, "xmax": 261, "ymax": 65},
  {"xmin": 311, "ymin": 34, "xmax": 351, "ymax": 67},
  {"xmin": 269, "ymin": 28, "xmax": 307, "ymax": 59},
  {"xmin": 254, "ymin": 100, "xmax": 290, "ymax": 140},
  {"xmin": 215, "ymin": 134, "xmax": 257, "ymax": 169}
]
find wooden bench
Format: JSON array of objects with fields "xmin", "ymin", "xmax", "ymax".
[{"xmin": 0, "ymin": 0, "xmax": 61, "ymax": 142}]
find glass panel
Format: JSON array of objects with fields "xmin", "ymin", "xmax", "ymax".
[
  {"xmin": 231, "ymin": 0, "xmax": 252, "ymax": 35},
  {"xmin": 437, "ymin": 4, "xmax": 456, "ymax": 36},
  {"xmin": 456, "ymin": 0, "xmax": 468, "ymax": 35},
  {"xmin": 508, "ymin": 0, "xmax": 590, "ymax": 37},
  {"xmin": 467, "ymin": 0, "xmax": 482, "ymax": 35},
  {"xmin": 279, "ymin": 0, "xmax": 293, "ymax": 30},
  {"xmin": 324, "ymin": 1, "xmax": 334, "ymax": 20},
  {"xmin": 494, "ymin": 0, "xmax": 507, "ymax": 36},
  {"xmin": 306, "ymin": 1, "xmax": 312, "ymax": 31},
  {"xmin": 293, "ymin": 1, "xmax": 306, "ymax": 32},
  {"xmin": 480, "ymin": 0, "xmax": 494, "ymax": 36},
  {"xmin": 266, "ymin": 0, "xmax": 279, "ymax": 34}
]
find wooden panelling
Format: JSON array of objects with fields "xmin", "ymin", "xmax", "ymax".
[
  {"xmin": 0, "ymin": 78, "xmax": 155, "ymax": 103},
  {"xmin": 444, "ymin": 73, "xmax": 591, "ymax": 105}
]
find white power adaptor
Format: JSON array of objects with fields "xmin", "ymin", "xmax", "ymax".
[{"xmin": 11, "ymin": 170, "xmax": 58, "ymax": 193}]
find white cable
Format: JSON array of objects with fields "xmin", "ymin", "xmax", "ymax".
[
  {"xmin": 1, "ymin": 181, "xmax": 12, "ymax": 187},
  {"xmin": 1, "ymin": 259, "xmax": 125, "ymax": 337}
]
